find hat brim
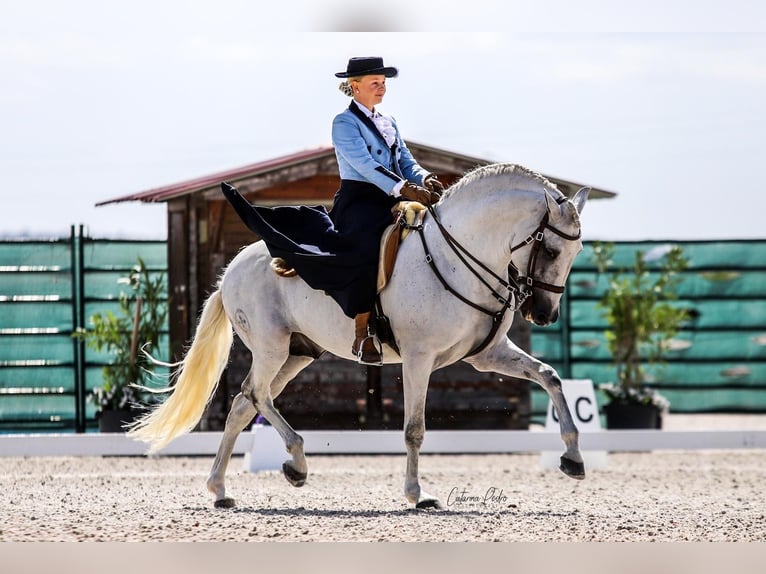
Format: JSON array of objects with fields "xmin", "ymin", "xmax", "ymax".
[{"xmin": 335, "ymin": 66, "xmax": 398, "ymax": 78}]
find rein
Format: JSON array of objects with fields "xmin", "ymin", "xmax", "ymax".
[{"xmin": 407, "ymin": 196, "xmax": 580, "ymax": 358}]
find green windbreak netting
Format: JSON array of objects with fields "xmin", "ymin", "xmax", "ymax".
[
  {"xmin": 0, "ymin": 241, "xmax": 73, "ymax": 269},
  {"xmin": 82, "ymin": 241, "xmax": 167, "ymax": 270},
  {"xmin": 0, "ymin": 234, "xmax": 168, "ymax": 432},
  {"xmin": 531, "ymin": 239, "xmax": 766, "ymax": 417},
  {"xmin": 0, "ymin": 272, "xmax": 72, "ymax": 298}
]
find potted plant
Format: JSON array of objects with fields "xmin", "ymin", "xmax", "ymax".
[
  {"xmin": 74, "ymin": 257, "xmax": 168, "ymax": 432},
  {"xmin": 592, "ymin": 243, "xmax": 690, "ymax": 429}
]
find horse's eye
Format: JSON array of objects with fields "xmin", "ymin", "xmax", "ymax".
[{"xmin": 545, "ymin": 247, "xmax": 558, "ymax": 259}]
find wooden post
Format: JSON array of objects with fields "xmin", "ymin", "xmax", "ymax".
[{"xmin": 129, "ymin": 297, "xmax": 143, "ymax": 368}]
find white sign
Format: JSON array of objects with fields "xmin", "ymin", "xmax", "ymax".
[
  {"xmin": 243, "ymin": 424, "xmax": 286, "ymax": 472},
  {"xmin": 539, "ymin": 379, "xmax": 608, "ymax": 471}
]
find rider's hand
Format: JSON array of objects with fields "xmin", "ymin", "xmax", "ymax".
[
  {"xmin": 423, "ymin": 174, "xmax": 445, "ymax": 195},
  {"xmin": 400, "ymin": 182, "xmax": 441, "ymax": 206}
]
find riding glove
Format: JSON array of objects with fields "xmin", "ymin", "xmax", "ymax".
[
  {"xmin": 400, "ymin": 182, "xmax": 441, "ymax": 206},
  {"xmin": 424, "ymin": 174, "xmax": 445, "ymax": 194}
]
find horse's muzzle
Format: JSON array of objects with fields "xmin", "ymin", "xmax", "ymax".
[{"xmin": 526, "ymin": 304, "xmax": 559, "ymax": 327}]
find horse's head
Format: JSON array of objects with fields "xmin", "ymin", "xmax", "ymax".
[{"xmin": 510, "ymin": 186, "xmax": 590, "ymax": 326}]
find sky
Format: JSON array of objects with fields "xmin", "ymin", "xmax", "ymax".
[{"xmin": 1, "ymin": 1, "xmax": 765, "ymax": 241}]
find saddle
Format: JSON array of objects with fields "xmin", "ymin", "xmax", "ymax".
[{"xmin": 376, "ymin": 201, "xmax": 427, "ymax": 292}]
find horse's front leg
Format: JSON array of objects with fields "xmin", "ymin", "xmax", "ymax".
[
  {"xmin": 466, "ymin": 336, "xmax": 585, "ymax": 480},
  {"xmin": 401, "ymin": 356, "xmax": 443, "ymax": 509}
]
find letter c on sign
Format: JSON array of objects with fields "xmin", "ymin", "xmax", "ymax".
[{"xmin": 575, "ymin": 396, "xmax": 594, "ymax": 423}]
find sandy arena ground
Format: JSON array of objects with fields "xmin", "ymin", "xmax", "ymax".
[{"xmin": 2, "ymin": 415, "xmax": 766, "ymax": 542}]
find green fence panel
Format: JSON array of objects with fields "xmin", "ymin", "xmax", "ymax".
[
  {"xmin": 653, "ymin": 388, "xmax": 766, "ymax": 412},
  {"xmin": 562, "ymin": 330, "xmax": 766, "ymax": 362},
  {"xmin": 531, "ymin": 332, "xmax": 567, "ymax": 362},
  {"xmin": 0, "ymin": 272, "xmax": 73, "ymax": 298},
  {"xmin": 567, "ymin": 299, "xmax": 766, "ymax": 331},
  {"xmin": 0, "ymin": 394, "xmax": 76, "ymax": 427},
  {"xmin": 680, "ymin": 242, "xmax": 766, "ymax": 269},
  {"xmin": 686, "ymin": 300, "xmax": 766, "ymax": 330},
  {"xmin": 572, "ymin": 361, "xmax": 766, "ymax": 388},
  {"xmin": 82, "ymin": 241, "xmax": 167, "ymax": 270},
  {"xmin": 0, "ymin": 366, "xmax": 74, "ymax": 391},
  {"xmin": 662, "ymin": 331, "xmax": 766, "ymax": 361},
  {"xmin": 686, "ymin": 271, "xmax": 766, "ymax": 298},
  {"xmin": 82, "ymin": 270, "xmax": 167, "ymax": 299},
  {"xmin": 0, "ymin": 334, "xmax": 75, "ymax": 363},
  {"xmin": 0, "ymin": 301, "xmax": 74, "ymax": 331},
  {"xmin": 530, "ymin": 386, "xmax": 766, "ymax": 420},
  {"xmin": 573, "ymin": 241, "xmax": 766, "ymax": 271},
  {"xmin": 0, "ymin": 241, "xmax": 73, "ymax": 269},
  {"xmin": 568, "ymin": 270, "xmax": 766, "ymax": 299}
]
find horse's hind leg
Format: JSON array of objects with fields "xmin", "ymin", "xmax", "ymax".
[
  {"xmin": 207, "ymin": 354, "xmax": 314, "ymax": 508},
  {"xmin": 207, "ymin": 392, "xmax": 255, "ymax": 508},
  {"xmin": 261, "ymin": 355, "xmax": 315, "ymax": 488},
  {"xmin": 252, "ymin": 398, "xmax": 308, "ymax": 488},
  {"xmin": 243, "ymin": 353, "xmax": 312, "ymax": 489},
  {"xmin": 467, "ymin": 336, "xmax": 585, "ymax": 480}
]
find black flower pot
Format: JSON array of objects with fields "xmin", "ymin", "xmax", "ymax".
[
  {"xmin": 604, "ymin": 403, "xmax": 662, "ymax": 429},
  {"xmin": 98, "ymin": 409, "xmax": 138, "ymax": 433}
]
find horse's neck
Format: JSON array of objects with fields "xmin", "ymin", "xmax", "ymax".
[{"xmin": 436, "ymin": 186, "xmax": 543, "ymax": 270}]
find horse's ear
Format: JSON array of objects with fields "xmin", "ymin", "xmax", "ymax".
[
  {"xmin": 544, "ymin": 189, "xmax": 567, "ymax": 221},
  {"xmin": 544, "ymin": 189, "xmax": 556, "ymax": 215},
  {"xmin": 572, "ymin": 186, "xmax": 591, "ymax": 215}
]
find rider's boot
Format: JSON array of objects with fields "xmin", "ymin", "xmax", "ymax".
[{"xmin": 352, "ymin": 312, "xmax": 382, "ymax": 365}]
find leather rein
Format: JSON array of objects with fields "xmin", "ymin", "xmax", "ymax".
[{"xmin": 407, "ymin": 195, "xmax": 581, "ymax": 358}]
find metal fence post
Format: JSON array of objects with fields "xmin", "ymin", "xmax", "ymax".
[
  {"xmin": 561, "ymin": 283, "xmax": 572, "ymax": 380},
  {"xmin": 70, "ymin": 225, "xmax": 87, "ymax": 433}
]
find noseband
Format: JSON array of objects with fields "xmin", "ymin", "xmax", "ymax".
[{"xmin": 409, "ymin": 196, "xmax": 580, "ymax": 357}]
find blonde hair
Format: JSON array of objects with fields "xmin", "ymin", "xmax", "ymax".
[{"xmin": 338, "ymin": 76, "xmax": 362, "ymax": 97}]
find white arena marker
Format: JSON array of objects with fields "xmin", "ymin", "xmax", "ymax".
[
  {"xmin": 244, "ymin": 424, "xmax": 287, "ymax": 472},
  {"xmin": 540, "ymin": 379, "xmax": 608, "ymax": 471}
]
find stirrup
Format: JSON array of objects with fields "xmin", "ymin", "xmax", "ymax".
[{"xmin": 353, "ymin": 334, "xmax": 383, "ymax": 366}]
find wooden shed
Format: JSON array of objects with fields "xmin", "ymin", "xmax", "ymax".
[{"xmin": 99, "ymin": 142, "xmax": 616, "ymax": 431}]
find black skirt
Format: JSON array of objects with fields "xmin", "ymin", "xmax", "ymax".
[{"xmin": 221, "ymin": 180, "xmax": 398, "ymax": 318}]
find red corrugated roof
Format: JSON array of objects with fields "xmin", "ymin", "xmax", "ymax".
[
  {"xmin": 97, "ymin": 142, "xmax": 617, "ymax": 206},
  {"xmin": 96, "ymin": 145, "xmax": 336, "ymax": 206}
]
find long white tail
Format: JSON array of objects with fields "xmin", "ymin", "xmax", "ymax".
[{"xmin": 128, "ymin": 289, "xmax": 233, "ymax": 453}]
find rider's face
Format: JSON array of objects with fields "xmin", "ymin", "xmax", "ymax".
[{"xmin": 352, "ymin": 75, "xmax": 386, "ymax": 111}]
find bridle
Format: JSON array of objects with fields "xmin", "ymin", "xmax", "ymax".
[
  {"xmin": 509, "ymin": 197, "xmax": 583, "ymax": 306},
  {"xmin": 409, "ymin": 194, "xmax": 581, "ymax": 358}
]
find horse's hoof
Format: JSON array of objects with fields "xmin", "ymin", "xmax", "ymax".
[
  {"xmin": 282, "ymin": 462, "xmax": 307, "ymax": 487},
  {"xmin": 559, "ymin": 456, "xmax": 586, "ymax": 480},
  {"xmin": 415, "ymin": 498, "xmax": 444, "ymax": 510},
  {"xmin": 214, "ymin": 497, "xmax": 236, "ymax": 509}
]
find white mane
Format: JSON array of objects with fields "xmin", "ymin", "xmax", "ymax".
[{"xmin": 445, "ymin": 163, "xmax": 580, "ymax": 227}]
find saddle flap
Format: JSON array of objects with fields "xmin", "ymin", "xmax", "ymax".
[{"xmin": 376, "ymin": 201, "xmax": 427, "ymax": 293}]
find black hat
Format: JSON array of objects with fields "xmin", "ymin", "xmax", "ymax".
[{"xmin": 335, "ymin": 57, "xmax": 398, "ymax": 79}]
